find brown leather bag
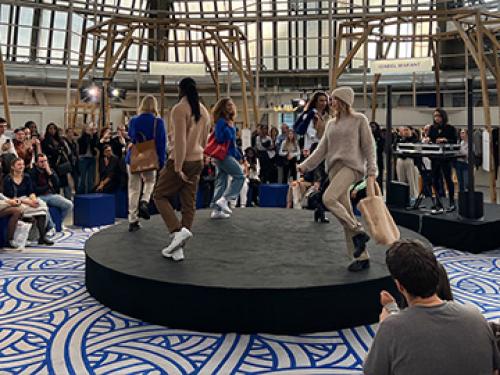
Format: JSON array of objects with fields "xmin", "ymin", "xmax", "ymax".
[
  {"xmin": 358, "ymin": 179, "xmax": 400, "ymax": 245},
  {"xmin": 130, "ymin": 118, "xmax": 159, "ymax": 174}
]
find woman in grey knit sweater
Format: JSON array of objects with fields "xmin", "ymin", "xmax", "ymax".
[{"xmin": 298, "ymin": 86, "xmax": 377, "ymax": 272}]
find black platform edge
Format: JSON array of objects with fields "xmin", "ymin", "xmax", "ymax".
[
  {"xmin": 85, "ymin": 255, "xmax": 398, "ymax": 334},
  {"xmin": 390, "ymin": 202, "xmax": 500, "ymax": 253}
]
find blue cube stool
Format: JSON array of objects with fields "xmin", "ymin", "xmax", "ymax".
[
  {"xmin": 259, "ymin": 184, "xmax": 289, "ymax": 208},
  {"xmin": 49, "ymin": 206, "xmax": 63, "ymax": 232},
  {"xmin": 74, "ymin": 194, "xmax": 115, "ymax": 227},
  {"xmin": 115, "ymin": 189, "xmax": 129, "ymax": 219}
]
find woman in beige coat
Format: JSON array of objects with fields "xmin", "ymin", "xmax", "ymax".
[{"xmin": 298, "ymin": 87, "xmax": 377, "ymax": 272}]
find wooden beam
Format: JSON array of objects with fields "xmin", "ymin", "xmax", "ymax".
[
  {"xmin": 335, "ymin": 25, "xmax": 374, "ymax": 81},
  {"xmin": 0, "ymin": 46, "xmax": 11, "ymax": 127},
  {"xmin": 370, "ymin": 40, "xmax": 392, "ymax": 122},
  {"xmin": 475, "ymin": 13, "xmax": 496, "ymax": 203},
  {"xmin": 331, "ymin": 24, "xmax": 344, "ymax": 89},
  {"xmin": 199, "ymin": 43, "xmax": 220, "ymax": 100},
  {"xmin": 452, "ymin": 20, "xmax": 482, "ymax": 68},
  {"xmin": 244, "ymin": 36, "xmax": 260, "ymax": 128},
  {"xmin": 431, "ymin": 40, "xmax": 441, "ymax": 108}
]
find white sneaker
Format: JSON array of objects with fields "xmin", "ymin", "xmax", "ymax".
[
  {"xmin": 210, "ymin": 210, "xmax": 231, "ymax": 219},
  {"xmin": 47, "ymin": 228, "xmax": 56, "ymax": 237},
  {"xmin": 161, "ymin": 227, "xmax": 192, "ymax": 256},
  {"xmin": 216, "ymin": 197, "xmax": 232, "ymax": 214},
  {"xmin": 163, "ymin": 247, "xmax": 185, "ymax": 261}
]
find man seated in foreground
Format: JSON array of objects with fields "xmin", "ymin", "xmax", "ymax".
[{"xmin": 364, "ymin": 239, "xmax": 500, "ymax": 375}]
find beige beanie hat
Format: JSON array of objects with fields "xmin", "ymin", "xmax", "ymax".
[{"xmin": 331, "ymin": 86, "xmax": 355, "ymax": 107}]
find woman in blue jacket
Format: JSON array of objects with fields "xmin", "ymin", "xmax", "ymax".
[
  {"xmin": 126, "ymin": 95, "xmax": 166, "ymax": 232},
  {"xmin": 210, "ymin": 98, "xmax": 245, "ymax": 219}
]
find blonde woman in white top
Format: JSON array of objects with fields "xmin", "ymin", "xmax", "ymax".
[{"xmin": 279, "ymin": 130, "xmax": 301, "ymax": 182}]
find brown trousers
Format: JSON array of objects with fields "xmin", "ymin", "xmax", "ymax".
[{"xmin": 153, "ymin": 159, "xmax": 203, "ymax": 233}]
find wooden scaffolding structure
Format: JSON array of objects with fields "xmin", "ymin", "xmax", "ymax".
[
  {"xmin": 0, "ymin": 46, "xmax": 11, "ymax": 127},
  {"xmin": 70, "ymin": 16, "xmax": 259, "ymax": 130},
  {"xmin": 330, "ymin": 8, "xmax": 500, "ymax": 202}
]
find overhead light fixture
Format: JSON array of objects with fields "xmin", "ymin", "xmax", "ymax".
[
  {"xmin": 80, "ymin": 84, "xmax": 101, "ymax": 103},
  {"xmin": 108, "ymin": 87, "xmax": 127, "ymax": 100}
]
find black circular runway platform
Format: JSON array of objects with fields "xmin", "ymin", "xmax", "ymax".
[{"xmin": 85, "ymin": 208, "xmax": 427, "ymax": 334}]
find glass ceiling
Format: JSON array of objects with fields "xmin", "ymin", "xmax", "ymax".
[{"xmin": 0, "ymin": 0, "xmax": 498, "ymax": 74}]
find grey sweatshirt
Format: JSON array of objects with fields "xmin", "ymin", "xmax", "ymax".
[{"xmin": 298, "ymin": 111, "xmax": 378, "ymax": 177}]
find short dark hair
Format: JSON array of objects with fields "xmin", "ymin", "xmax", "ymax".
[
  {"xmin": 0, "ymin": 117, "xmax": 6, "ymax": 124},
  {"xmin": 14, "ymin": 128, "xmax": 25, "ymax": 134},
  {"xmin": 36, "ymin": 153, "xmax": 47, "ymax": 162},
  {"xmin": 385, "ymin": 239, "xmax": 440, "ymax": 298}
]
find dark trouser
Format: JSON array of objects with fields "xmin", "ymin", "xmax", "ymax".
[
  {"xmin": 0, "ymin": 207, "xmax": 23, "ymax": 240},
  {"xmin": 283, "ymin": 158, "xmax": 298, "ymax": 182},
  {"xmin": 154, "ymin": 159, "xmax": 203, "ymax": 233},
  {"xmin": 257, "ymin": 151, "xmax": 273, "ymax": 183},
  {"xmin": 431, "ymin": 159, "xmax": 454, "ymax": 205},
  {"xmin": 77, "ymin": 157, "xmax": 96, "ymax": 194},
  {"xmin": 248, "ymin": 179, "xmax": 260, "ymax": 206},
  {"xmin": 454, "ymin": 160, "xmax": 469, "ymax": 192}
]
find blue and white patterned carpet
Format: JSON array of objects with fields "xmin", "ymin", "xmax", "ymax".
[{"xmin": 0, "ymin": 226, "xmax": 498, "ymax": 374}]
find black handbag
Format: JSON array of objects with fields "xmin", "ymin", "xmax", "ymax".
[{"xmin": 56, "ymin": 150, "xmax": 72, "ymax": 176}]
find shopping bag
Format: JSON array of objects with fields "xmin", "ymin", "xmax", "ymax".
[
  {"xmin": 12, "ymin": 221, "xmax": 32, "ymax": 249},
  {"xmin": 358, "ymin": 180, "xmax": 400, "ymax": 245}
]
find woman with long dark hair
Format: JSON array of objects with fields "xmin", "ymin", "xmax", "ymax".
[
  {"xmin": 293, "ymin": 91, "xmax": 330, "ymax": 154},
  {"xmin": 428, "ymin": 108, "xmax": 458, "ymax": 212},
  {"xmin": 209, "ymin": 97, "xmax": 245, "ymax": 220},
  {"xmin": 42, "ymin": 123, "xmax": 71, "ymax": 197},
  {"xmin": 154, "ymin": 77, "xmax": 210, "ymax": 261},
  {"xmin": 298, "ymin": 87, "xmax": 377, "ymax": 272},
  {"xmin": 126, "ymin": 95, "xmax": 166, "ymax": 232}
]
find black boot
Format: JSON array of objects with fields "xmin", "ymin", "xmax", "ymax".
[
  {"xmin": 138, "ymin": 201, "xmax": 151, "ymax": 220},
  {"xmin": 36, "ymin": 216, "xmax": 54, "ymax": 246},
  {"xmin": 352, "ymin": 232, "xmax": 370, "ymax": 258},
  {"xmin": 347, "ymin": 259, "xmax": 370, "ymax": 272},
  {"xmin": 129, "ymin": 221, "xmax": 141, "ymax": 232},
  {"xmin": 314, "ymin": 208, "xmax": 330, "ymax": 223}
]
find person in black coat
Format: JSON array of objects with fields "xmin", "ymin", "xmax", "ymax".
[
  {"xmin": 77, "ymin": 123, "xmax": 99, "ymax": 194},
  {"xmin": 94, "ymin": 144, "xmax": 119, "ymax": 193},
  {"xmin": 428, "ymin": 108, "xmax": 458, "ymax": 211}
]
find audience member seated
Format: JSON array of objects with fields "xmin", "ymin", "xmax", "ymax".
[
  {"xmin": 3, "ymin": 158, "xmax": 53, "ymax": 245},
  {"xmin": 13, "ymin": 128, "xmax": 41, "ymax": 170},
  {"xmin": 363, "ymin": 239, "xmax": 500, "ymax": 375},
  {"xmin": 0, "ymin": 193, "xmax": 24, "ymax": 250},
  {"xmin": 30, "ymin": 153, "xmax": 73, "ymax": 230},
  {"xmin": 24, "ymin": 120, "xmax": 40, "ymax": 139},
  {"xmin": 0, "ymin": 117, "xmax": 11, "ymax": 153},
  {"xmin": 1, "ymin": 141, "xmax": 17, "ymax": 176},
  {"xmin": 94, "ymin": 144, "xmax": 119, "ymax": 193}
]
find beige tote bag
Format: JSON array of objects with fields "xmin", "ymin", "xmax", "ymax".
[{"xmin": 358, "ymin": 180, "xmax": 400, "ymax": 245}]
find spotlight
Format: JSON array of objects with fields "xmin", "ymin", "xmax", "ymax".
[
  {"xmin": 291, "ymin": 98, "xmax": 306, "ymax": 108},
  {"xmin": 80, "ymin": 84, "xmax": 101, "ymax": 103},
  {"xmin": 108, "ymin": 87, "xmax": 127, "ymax": 100}
]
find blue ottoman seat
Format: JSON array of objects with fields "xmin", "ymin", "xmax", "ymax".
[
  {"xmin": 74, "ymin": 194, "xmax": 115, "ymax": 227},
  {"xmin": 259, "ymin": 184, "xmax": 289, "ymax": 208}
]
